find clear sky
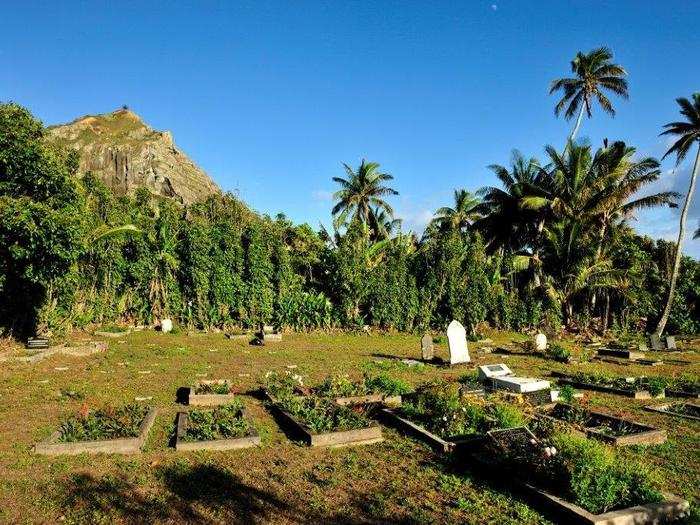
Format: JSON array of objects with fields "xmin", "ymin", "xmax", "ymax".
[{"xmin": 3, "ymin": 1, "xmax": 699, "ymax": 256}]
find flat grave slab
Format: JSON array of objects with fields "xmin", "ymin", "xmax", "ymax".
[
  {"xmin": 491, "ymin": 376, "xmax": 551, "ymax": 394},
  {"xmin": 34, "ymin": 407, "xmax": 157, "ymax": 456},
  {"xmin": 596, "ymin": 348, "xmax": 645, "ymax": 360}
]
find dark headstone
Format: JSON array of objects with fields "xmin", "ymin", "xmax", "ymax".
[{"xmin": 26, "ymin": 337, "xmax": 49, "ymax": 349}]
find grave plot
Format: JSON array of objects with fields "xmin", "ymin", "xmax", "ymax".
[
  {"xmin": 478, "ymin": 363, "xmax": 552, "ymax": 405},
  {"xmin": 595, "ymin": 347, "xmax": 646, "ymax": 360},
  {"xmin": 175, "ymin": 400, "xmax": 261, "ymax": 451},
  {"xmin": 551, "ymin": 371, "xmax": 666, "ymax": 399},
  {"xmin": 665, "ymin": 378, "xmax": 700, "ymax": 399},
  {"xmin": 311, "ymin": 373, "xmax": 411, "ymax": 406},
  {"xmin": 535, "ymin": 403, "xmax": 666, "ymax": 446},
  {"xmin": 262, "ymin": 373, "xmax": 383, "ymax": 447},
  {"xmin": 645, "ymin": 402, "xmax": 700, "ymax": 421},
  {"xmin": 381, "ymin": 380, "xmax": 525, "ymax": 454},
  {"xmin": 187, "ymin": 379, "xmax": 238, "ymax": 406},
  {"xmin": 34, "ymin": 404, "xmax": 156, "ymax": 455},
  {"xmin": 466, "ymin": 426, "xmax": 688, "ymax": 525}
]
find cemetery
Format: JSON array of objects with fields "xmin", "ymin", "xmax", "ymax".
[{"xmin": 0, "ymin": 326, "xmax": 695, "ymax": 523}]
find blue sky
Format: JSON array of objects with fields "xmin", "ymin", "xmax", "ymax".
[{"xmin": 3, "ymin": 1, "xmax": 699, "ymax": 257}]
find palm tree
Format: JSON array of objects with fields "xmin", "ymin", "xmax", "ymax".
[
  {"xmin": 694, "ymin": 222, "xmax": 700, "ymax": 239},
  {"xmin": 654, "ymin": 93, "xmax": 700, "ymax": 337},
  {"xmin": 430, "ymin": 189, "xmax": 481, "ymax": 233},
  {"xmin": 331, "ymin": 159, "xmax": 398, "ymax": 230},
  {"xmin": 369, "ymin": 206, "xmax": 402, "ymax": 241},
  {"xmin": 550, "ymin": 47, "xmax": 628, "ymax": 142}
]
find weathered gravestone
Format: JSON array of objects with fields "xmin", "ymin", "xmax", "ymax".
[
  {"xmin": 534, "ymin": 333, "xmax": 547, "ymax": 351},
  {"xmin": 650, "ymin": 334, "xmax": 664, "ymax": 351},
  {"xmin": 666, "ymin": 336, "xmax": 677, "ymax": 351},
  {"xmin": 161, "ymin": 318, "xmax": 173, "ymax": 333},
  {"xmin": 446, "ymin": 320, "xmax": 470, "ymax": 365},
  {"xmin": 421, "ymin": 334, "xmax": 434, "ymax": 361}
]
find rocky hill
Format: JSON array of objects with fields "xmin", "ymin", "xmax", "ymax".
[{"xmin": 47, "ymin": 109, "xmax": 220, "ymax": 204}]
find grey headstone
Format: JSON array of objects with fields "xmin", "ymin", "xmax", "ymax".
[
  {"xmin": 650, "ymin": 334, "xmax": 664, "ymax": 351},
  {"xmin": 666, "ymin": 336, "xmax": 676, "ymax": 350},
  {"xmin": 421, "ymin": 334, "xmax": 434, "ymax": 361}
]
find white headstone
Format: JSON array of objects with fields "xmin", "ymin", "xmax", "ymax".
[
  {"xmin": 492, "ymin": 376, "xmax": 550, "ymax": 393},
  {"xmin": 477, "ymin": 363, "xmax": 513, "ymax": 380},
  {"xmin": 161, "ymin": 318, "xmax": 173, "ymax": 333},
  {"xmin": 534, "ymin": 333, "xmax": 547, "ymax": 351},
  {"xmin": 446, "ymin": 320, "xmax": 470, "ymax": 365}
]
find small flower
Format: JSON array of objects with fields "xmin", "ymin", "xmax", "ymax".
[{"xmin": 550, "ymin": 446, "xmax": 557, "ymax": 456}]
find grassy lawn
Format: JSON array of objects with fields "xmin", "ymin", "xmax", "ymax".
[{"xmin": 0, "ymin": 330, "xmax": 697, "ymax": 524}]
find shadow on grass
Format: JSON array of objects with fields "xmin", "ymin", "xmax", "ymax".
[{"xmin": 59, "ymin": 461, "xmax": 425, "ymax": 524}]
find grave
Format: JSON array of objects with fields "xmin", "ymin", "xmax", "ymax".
[
  {"xmin": 26, "ymin": 337, "xmax": 49, "ymax": 350},
  {"xmin": 666, "ymin": 336, "xmax": 677, "ymax": 350},
  {"xmin": 478, "ymin": 363, "xmax": 551, "ymax": 394},
  {"xmin": 420, "ymin": 333, "xmax": 434, "ymax": 361},
  {"xmin": 650, "ymin": 333, "xmax": 664, "ymax": 351},
  {"xmin": 446, "ymin": 320, "xmax": 470, "ymax": 365},
  {"xmin": 534, "ymin": 333, "xmax": 547, "ymax": 351},
  {"xmin": 161, "ymin": 318, "xmax": 173, "ymax": 333}
]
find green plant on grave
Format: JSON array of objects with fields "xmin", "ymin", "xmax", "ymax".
[
  {"xmin": 181, "ymin": 400, "xmax": 251, "ymax": 442},
  {"xmin": 194, "ymin": 381, "xmax": 232, "ymax": 395},
  {"xmin": 488, "ymin": 402, "xmax": 526, "ymax": 429},
  {"xmin": 276, "ymin": 396, "xmax": 372, "ymax": 433},
  {"xmin": 58, "ymin": 404, "xmax": 148, "ymax": 443},
  {"xmin": 263, "ymin": 371, "xmax": 304, "ymax": 400},
  {"xmin": 645, "ymin": 377, "xmax": 667, "ymax": 397},
  {"xmin": 547, "ymin": 342, "xmax": 571, "ymax": 362},
  {"xmin": 558, "ymin": 385, "xmax": 576, "ymax": 404},
  {"xmin": 363, "ymin": 373, "xmax": 411, "ymax": 396},
  {"xmin": 550, "ymin": 432, "xmax": 663, "ymax": 514}
]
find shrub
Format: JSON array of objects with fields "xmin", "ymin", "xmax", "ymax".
[
  {"xmin": 547, "ymin": 342, "xmax": 571, "ymax": 362},
  {"xmin": 551, "ymin": 432, "xmax": 663, "ymax": 514}
]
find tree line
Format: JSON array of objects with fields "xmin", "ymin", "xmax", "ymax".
[{"xmin": 0, "ymin": 47, "xmax": 698, "ymax": 338}]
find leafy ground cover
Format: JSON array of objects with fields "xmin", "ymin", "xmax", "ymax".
[
  {"xmin": 181, "ymin": 400, "xmax": 252, "ymax": 442},
  {"xmin": 564, "ymin": 371, "xmax": 668, "ymax": 396},
  {"xmin": 193, "ymin": 381, "xmax": 233, "ymax": 395},
  {"xmin": 58, "ymin": 404, "xmax": 148, "ymax": 443},
  {"xmin": 312, "ymin": 372, "xmax": 412, "ymax": 398},
  {"xmin": 0, "ymin": 330, "xmax": 696, "ymax": 524}
]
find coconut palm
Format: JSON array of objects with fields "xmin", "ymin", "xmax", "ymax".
[
  {"xmin": 369, "ymin": 206, "xmax": 402, "ymax": 241},
  {"xmin": 694, "ymin": 222, "xmax": 700, "ymax": 239},
  {"xmin": 331, "ymin": 159, "xmax": 398, "ymax": 230},
  {"xmin": 430, "ymin": 189, "xmax": 481, "ymax": 233},
  {"xmin": 654, "ymin": 93, "xmax": 700, "ymax": 337},
  {"xmin": 550, "ymin": 47, "xmax": 628, "ymax": 142}
]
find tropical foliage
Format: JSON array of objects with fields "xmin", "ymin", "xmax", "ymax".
[{"xmin": 0, "ymin": 50, "xmax": 698, "ymax": 339}]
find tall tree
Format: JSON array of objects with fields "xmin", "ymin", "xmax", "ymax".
[
  {"xmin": 430, "ymin": 189, "xmax": 481, "ymax": 233},
  {"xmin": 550, "ymin": 47, "xmax": 628, "ymax": 142},
  {"xmin": 654, "ymin": 93, "xmax": 700, "ymax": 337},
  {"xmin": 331, "ymin": 159, "xmax": 398, "ymax": 230}
]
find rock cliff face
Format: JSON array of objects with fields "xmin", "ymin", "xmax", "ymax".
[{"xmin": 47, "ymin": 109, "xmax": 219, "ymax": 204}]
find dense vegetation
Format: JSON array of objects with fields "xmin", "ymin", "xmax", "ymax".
[{"xmin": 0, "ymin": 48, "xmax": 698, "ymax": 338}]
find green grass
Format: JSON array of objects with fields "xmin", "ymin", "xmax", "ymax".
[{"xmin": 0, "ymin": 329, "xmax": 696, "ymax": 523}]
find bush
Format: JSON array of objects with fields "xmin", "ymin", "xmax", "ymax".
[
  {"xmin": 547, "ymin": 342, "xmax": 571, "ymax": 362},
  {"xmin": 551, "ymin": 433, "xmax": 663, "ymax": 514},
  {"xmin": 182, "ymin": 400, "xmax": 251, "ymax": 442}
]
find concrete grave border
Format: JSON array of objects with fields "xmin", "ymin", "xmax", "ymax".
[
  {"xmin": 263, "ymin": 391, "xmax": 383, "ymax": 447},
  {"xmin": 535, "ymin": 403, "xmax": 666, "ymax": 446},
  {"xmin": 551, "ymin": 372, "xmax": 664, "ymax": 400},
  {"xmin": 174, "ymin": 410, "xmax": 261, "ymax": 451},
  {"xmin": 644, "ymin": 402, "xmax": 700, "ymax": 421},
  {"xmin": 34, "ymin": 407, "xmax": 157, "ymax": 456},
  {"xmin": 187, "ymin": 380, "xmax": 238, "ymax": 406}
]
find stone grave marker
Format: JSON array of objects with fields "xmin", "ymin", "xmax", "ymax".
[
  {"xmin": 421, "ymin": 334, "xmax": 434, "ymax": 361},
  {"xmin": 534, "ymin": 333, "xmax": 547, "ymax": 351},
  {"xmin": 446, "ymin": 320, "xmax": 470, "ymax": 365},
  {"xmin": 666, "ymin": 336, "xmax": 677, "ymax": 351},
  {"xmin": 161, "ymin": 318, "xmax": 173, "ymax": 333}
]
